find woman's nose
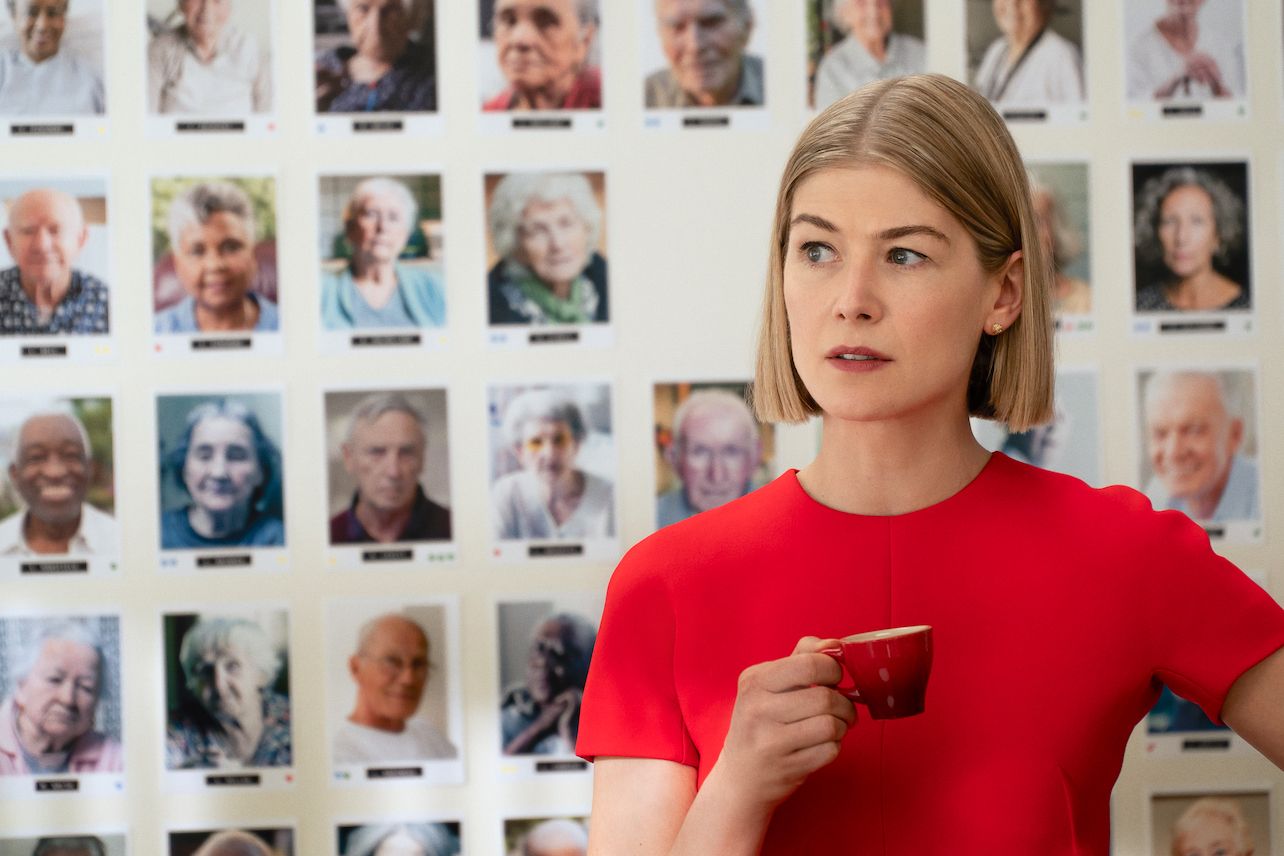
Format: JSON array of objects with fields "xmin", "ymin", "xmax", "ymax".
[{"xmin": 834, "ymin": 260, "xmax": 882, "ymax": 322}]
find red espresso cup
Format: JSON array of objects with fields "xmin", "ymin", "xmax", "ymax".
[{"xmin": 821, "ymin": 625, "xmax": 933, "ymax": 719}]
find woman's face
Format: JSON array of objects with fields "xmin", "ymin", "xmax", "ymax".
[
  {"xmin": 172, "ymin": 212, "xmax": 257, "ymax": 316},
  {"xmin": 783, "ymin": 165, "xmax": 1015, "ymax": 425},
  {"xmin": 1172, "ymin": 815, "xmax": 1244, "ymax": 856},
  {"xmin": 515, "ymin": 198, "xmax": 591, "ymax": 289},
  {"xmin": 192, "ymin": 640, "xmax": 265, "ymax": 722},
  {"xmin": 1165, "ymin": 0, "xmax": 1206, "ymax": 20},
  {"xmin": 180, "ymin": 0, "xmax": 232, "ymax": 47},
  {"xmin": 525, "ymin": 619, "xmax": 570, "ymax": 704},
  {"xmin": 992, "ymin": 0, "xmax": 1047, "ymax": 43},
  {"xmin": 516, "ymin": 417, "xmax": 579, "ymax": 484},
  {"xmin": 345, "ymin": 0, "xmax": 411, "ymax": 63},
  {"xmin": 182, "ymin": 415, "xmax": 263, "ymax": 516},
  {"xmin": 346, "ymin": 190, "xmax": 413, "ymax": 266},
  {"xmin": 1157, "ymin": 184, "xmax": 1219, "ymax": 280},
  {"xmin": 839, "ymin": 0, "xmax": 893, "ymax": 46}
]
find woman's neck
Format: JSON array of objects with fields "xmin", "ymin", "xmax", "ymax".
[
  {"xmin": 1167, "ymin": 269, "xmax": 1239, "ymax": 310},
  {"xmin": 798, "ymin": 410, "xmax": 991, "ymax": 516},
  {"xmin": 353, "ymin": 260, "xmax": 399, "ymax": 295},
  {"xmin": 348, "ymin": 53, "xmax": 394, "ymax": 84},
  {"xmin": 188, "ymin": 504, "xmax": 252, "ymax": 540},
  {"xmin": 1157, "ymin": 13, "xmax": 1199, "ymax": 53},
  {"xmin": 15, "ymin": 711, "xmax": 73, "ymax": 756}
]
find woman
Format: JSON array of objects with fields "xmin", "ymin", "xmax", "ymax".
[
  {"xmin": 321, "ymin": 177, "xmax": 445, "ymax": 329},
  {"xmin": 487, "ymin": 173, "xmax": 608, "ymax": 326},
  {"xmin": 482, "ymin": 0, "xmax": 600, "ymax": 111},
  {"xmin": 160, "ymin": 400, "xmax": 284, "ymax": 549},
  {"xmin": 155, "ymin": 181, "xmax": 280, "ymax": 334},
  {"xmin": 1169, "ymin": 797, "xmax": 1254, "ymax": 856},
  {"xmin": 502, "ymin": 613, "xmax": 596, "ymax": 756},
  {"xmin": 315, "ymin": 0, "xmax": 436, "ymax": 113},
  {"xmin": 1029, "ymin": 173, "xmax": 1091, "ymax": 315},
  {"xmin": 148, "ymin": 0, "xmax": 272, "ymax": 115},
  {"xmin": 973, "ymin": 0, "xmax": 1083, "ymax": 106},
  {"xmin": 166, "ymin": 616, "xmax": 291, "ymax": 769},
  {"xmin": 1134, "ymin": 166, "xmax": 1247, "ymax": 312},
  {"xmin": 812, "ymin": 0, "xmax": 925, "ymax": 110},
  {"xmin": 1127, "ymin": 0, "xmax": 1243, "ymax": 101},
  {"xmin": 491, "ymin": 389, "xmax": 613, "ymax": 540},
  {"xmin": 343, "ymin": 823, "xmax": 461, "ymax": 856},
  {"xmin": 577, "ymin": 75, "xmax": 1284, "ymax": 853}
]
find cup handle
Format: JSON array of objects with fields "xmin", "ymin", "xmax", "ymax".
[{"xmin": 819, "ymin": 647, "xmax": 861, "ymax": 703}]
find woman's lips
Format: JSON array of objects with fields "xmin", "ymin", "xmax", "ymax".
[{"xmin": 826, "ymin": 346, "xmax": 892, "ymax": 372}]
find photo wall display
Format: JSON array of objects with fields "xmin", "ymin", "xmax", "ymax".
[
  {"xmin": 503, "ymin": 816, "xmax": 589, "ymax": 855},
  {"xmin": 0, "ymin": 0, "xmax": 108, "ymax": 139}
]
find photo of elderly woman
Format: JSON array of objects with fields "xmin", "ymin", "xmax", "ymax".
[
  {"xmin": 0, "ymin": 0, "xmax": 105, "ymax": 117},
  {"xmin": 497, "ymin": 600, "xmax": 597, "ymax": 758},
  {"xmin": 1125, "ymin": 0, "xmax": 1246, "ymax": 104},
  {"xmin": 336, "ymin": 822, "xmax": 461, "ymax": 856},
  {"xmin": 504, "ymin": 818, "xmax": 589, "ymax": 856},
  {"xmin": 155, "ymin": 393, "xmax": 285, "ymax": 552},
  {"xmin": 146, "ymin": 0, "xmax": 273, "ymax": 116},
  {"xmin": 966, "ymin": 0, "xmax": 1084, "ymax": 114},
  {"xmin": 478, "ymin": 0, "xmax": 600, "ymax": 112},
  {"xmin": 318, "ymin": 174, "xmax": 444, "ymax": 332},
  {"xmin": 1132, "ymin": 162, "xmax": 1250, "ymax": 315},
  {"xmin": 164, "ymin": 610, "xmax": 291, "ymax": 771},
  {"xmin": 806, "ymin": 1, "xmax": 925, "ymax": 111},
  {"xmin": 0, "ymin": 615, "xmax": 122, "ymax": 777},
  {"xmin": 168, "ymin": 828, "xmax": 294, "ymax": 856},
  {"xmin": 488, "ymin": 383, "xmax": 614, "ymax": 543},
  {"xmin": 0, "ymin": 835, "xmax": 126, "ymax": 856},
  {"xmin": 152, "ymin": 177, "xmax": 279, "ymax": 337},
  {"xmin": 485, "ymin": 171, "xmax": 608, "ymax": 329},
  {"xmin": 1027, "ymin": 161, "xmax": 1091, "ymax": 319},
  {"xmin": 314, "ymin": 0, "xmax": 435, "ymax": 114},
  {"xmin": 1150, "ymin": 792, "xmax": 1270, "ymax": 856}
]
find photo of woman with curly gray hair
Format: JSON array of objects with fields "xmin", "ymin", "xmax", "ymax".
[
  {"xmin": 1132, "ymin": 162, "xmax": 1249, "ymax": 313},
  {"xmin": 485, "ymin": 171, "xmax": 608, "ymax": 327}
]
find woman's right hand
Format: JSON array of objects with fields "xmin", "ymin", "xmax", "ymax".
[{"xmin": 706, "ymin": 636, "xmax": 857, "ymax": 811}]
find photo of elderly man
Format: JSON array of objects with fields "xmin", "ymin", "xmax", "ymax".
[
  {"xmin": 808, "ymin": 0, "xmax": 925, "ymax": 110},
  {"xmin": 479, "ymin": 0, "xmax": 600, "ymax": 111},
  {"xmin": 0, "ymin": 399, "xmax": 115, "ymax": 557},
  {"xmin": 146, "ymin": 0, "xmax": 273, "ymax": 116},
  {"xmin": 1138, "ymin": 369, "xmax": 1259, "ymax": 527},
  {"xmin": 504, "ymin": 818, "xmax": 589, "ymax": 856},
  {"xmin": 967, "ymin": 0, "xmax": 1085, "ymax": 109},
  {"xmin": 0, "ymin": 835, "xmax": 126, "ymax": 856},
  {"xmin": 644, "ymin": 0, "xmax": 763, "ymax": 108},
  {"xmin": 0, "ymin": 0, "xmax": 105, "ymax": 116},
  {"xmin": 0, "ymin": 616, "xmax": 123, "ymax": 775},
  {"xmin": 653, "ymin": 383, "xmax": 771, "ymax": 528},
  {"xmin": 315, "ymin": 0, "xmax": 436, "ymax": 114},
  {"xmin": 333, "ymin": 609, "xmax": 456, "ymax": 764},
  {"xmin": 168, "ymin": 828, "xmax": 293, "ymax": 856},
  {"xmin": 164, "ymin": 611, "xmax": 291, "ymax": 770},
  {"xmin": 0, "ymin": 183, "xmax": 108, "ymax": 336},
  {"xmin": 327, "ymin": 390, "xmax": 451, "ymax": 545}
]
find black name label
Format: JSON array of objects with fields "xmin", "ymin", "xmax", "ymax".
[
  {"xmin": 367, "ymin": 766, "xmax": 423, "ymax": 779},
  {"xmin": 528, "ymin": 543, "xmax": 584, "ymax": 558},
  {"xmin": 513, "ymin": 117, "xmax": 572, "ymax": 130},
  {"xmin": 206, "ymin": 773, "xmax": 261, "ymax": 786},
  {"xmin": 352, "ymin": 333, "xmax": 421, "ymax": 347},
  {"xmin": 1162, "ymin": 105, "xmax": 1203, "ymax": 118},
  {"xmin": 1202, "ymin": 526, "xmax": 1226, "ymax": 540},
  {"xmin": 192, "ymin": 337, "xmax": 253, "ymax": 351},
  {"xmin": 35, "ymin": 778, "xmax": 79, "ymax": 792},
  {"xmin": 1158, "ymin": 320, "xmax": 1226, "ymax": 334},
  {"xmin": 535, "ymin": 760, "xmax": 589, "ymax": 773},
  {"xmin": 11, "ymin": 123, "xmax": 74, "ymax": 136},
  {"xmin": 362, "ymin": 548, "xmax": 413, "ymax": 563},
  {"xmin": 20, "ymin": 344, "xmax": 68, "ymax": 357},
  {"xmin": 683, "ymin": 115, "xmax": 731, "ymax": 128},
  {"xmin": 529, "ymin": 331, "xmax": 580, "ymax": 344},
  {"xmin": 354, "ymin": 120, "xmax": 404, "ymax": 132},
  {"xmin": 196, "ymin": 554, "xmax": 253, "ymax": 568},
  {"xmin": 1002, "ymin": 109, "xmax": 1047, "ymax": 122},
  {"xmin": 21, "ymin": 561, "xmax": 89, "ymax": 575},
  {"xmin": 1182, "ymin": 737, "xmax": 1231, "ymax": 751},
  {"xmin": 177, "ymin": 121, "xmax": 246, "ymax": 132}
]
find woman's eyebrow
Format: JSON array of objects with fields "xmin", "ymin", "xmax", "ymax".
[
  {"xmin": 878, "ymin": 224, "xmax": 950, "ymax": 243},
  {"xmin": 789, "ymin": 213, "xmax": 839, "ymax": 232}
]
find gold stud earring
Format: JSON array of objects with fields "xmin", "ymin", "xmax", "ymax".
[{"xmin": 991, "ymin": 323, "xmax": 1004, "ymax": 335}]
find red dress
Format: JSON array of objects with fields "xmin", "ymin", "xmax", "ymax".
[{"xmin": 577, "ymin": 454, "xmax": 1284, "ymax": 855}]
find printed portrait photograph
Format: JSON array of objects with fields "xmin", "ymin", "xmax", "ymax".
[
  {"xmin": 0, "ymin": 614, "xmax": 123, "ymax": 776},
  {"xmin": 488, "ymin": 383, "xmax": 614, "ymax": 542},
  {"xmin": 156, "ymin": 392, "xmax": 285, "ymax": 552},
  {"xmin": 327, "ymin": 600, "xmax": 458, "ymax": 766},
  {"xmin": 0, "ymin": 0, "xmax": 106, "ymax": 117},
  {"xmin": 504, "ymin": 817, "xmax": 588, "ymax": 856},
  {"xmin": 973, "ymin": 368, "xmax": 1099, "ymax": 485},
  {"xmin": 640, "ymin": 0, "xmax": 766, "ymax": 109},
  {"xmin": 146, "ymin": 0, "xmax": 274, "ymax": 116},
  {"xmin": 315, "ymin": 0, "xmax": 436, "ymax": 114},
  {"xmin": 168, "ymin": 828, "xmax": 294, "ymax": 856},
  {"xmin": 337, "ymin": 822, "xmax": 461, "ymax": 856},
  {"xmin": 0, "ymin": 178, "xmax": 109, "ymax": 337},
  {"xmin": 1132, "ymin": 161, "xmax": 1250, "ymax": 314},
  {"xmin": 497, "ymin": 600, "xmax": 597, "ymax": 758},
  {"xmin": 1150, "ymin": 791, "xmax": 1270, "ymax": 856},
  {"xmin": 485, "ymin": 171, "xmax": 608, "ymax": 328},
  {"xmin": 151, "ymin": 176, "xmax": 279, "ymax": 336},
  {"xmin": 1027, "ymin": 161, "xmax": 1090, "ymax": 317},
  {"xmin": 965, "ymin": 0, "xmax": 1085, "ymax": 110},
  {"xmin": 1124, "ymin": 0, "xmax": 1246, "ymax": 104},
  {"xmin": 325, "ymin": 388, "xmax": 451, "ymax": 546},
  {"xmin": 806, "ymin": 0, "xmax": 925, "ymax": 111},
  {"xmin": 163, "ymin": 609, "xmax": 291, "ymax": 771},
  {"xmin": 0, "ymin": 396, "xmax": 115, "ymax": 557},
  {"xmin": 0, "ymin": 836, "xmax": 126, "ymax": 856},
  {"xmin": 478, "ymin": 0, "xmax": 600, "ymax": 112},
  {"xmin": 1135, "ymin": 368, "xmax": 1259, "ymax": 528},
  {"xmin": 317, "ymin": 174, "xmax": 445, "ymax": 332},
  {"xmin": 653, "ymin": 381, "xmax": 776, "ymax": 529}
]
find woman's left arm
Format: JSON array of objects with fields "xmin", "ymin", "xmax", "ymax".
[{"xmin": 1223, "ymin": 646, "xmax": 1284, "ymax": 767}]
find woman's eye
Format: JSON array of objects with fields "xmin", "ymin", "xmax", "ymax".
[
  {"xmin": 889, "ymin": 248, "xmax": 926, "ymax": 266},
  {"xmin": 801, "ymin": 242, "xmax": 835, "ymax": 265}
]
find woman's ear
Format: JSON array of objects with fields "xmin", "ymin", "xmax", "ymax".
[{"xmin": 986, "ymin": 250, "xmax": 1024, "ymax": 333}]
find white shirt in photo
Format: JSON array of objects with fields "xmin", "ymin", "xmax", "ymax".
[
  {"xmin": 0, "ymin": 503, "xmax": 118, "ymax": 556},
  {"xmin": 332, "ymin": 717, "xmax": 457, "ymax": 765}
]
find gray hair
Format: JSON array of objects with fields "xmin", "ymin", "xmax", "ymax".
[
  {"xmin": 501, "ymin": 388, "xmax": 587, "ymax": 449},
  {"xmin": 10, "ymin": 406, "xmax": 92, "ymax": 466},
  {"xmin": 1143, "ymin": 370, "xmax": 1240, "ymax": 420},
  {"xmin": 33, "ymin": 838, "xmax": 107, "ymax": 856},
  {"xmin": 191, "ymin": 830, "xmax": 272, "ymax": 856},
  {"xmin": 522, "ymin": 818, "xmax": 588, "ymax": 856},
  {"xmin": 353, "ymin": 613, "xmax": 428, "ymax": 656},
  {"xmin": 342, "ymin": 823, "xmax": 460, "ymax": 856},
  {"xmin": 8, "ymin": 619, "xmax": 105, "ymax": 693},
  {"xmin": 165, "ymin": 399, "xmax": 281, "ymax": 515},
  {"xmin": 7, "ymin": 1, "xmax": 71, "ymax": 16},
  {"xmin": 343, "ymin": 177, "xmax": 419, "ymax": 232},
  {"xmin": 179, "ymin": 617, "xmax": 280, "ymax": 694},
  {"xmin": 1133, "ymin": 166, "xmax": 1246, "ymax": 268},
  {"xmin": 488, "ymin": 172, "xmax": 602, "ymax": 262},
  {"xmin": 167, "ymin": 181, "xmax": 257, "ymax": 253},
  {"xmin": 345, "ymin": 392, "xmax": 427, "ymax": 446},
  {"xmin": 657, "ymin": 0, "xmax": 750, "ymax": 23},
  {"xmin": 672, "ymin": 389, "xmax": 758, "ymax": 450}
]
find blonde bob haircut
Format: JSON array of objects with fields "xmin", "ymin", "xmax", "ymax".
[{"xmin": 753, "ymin": 73, "xmax": 1054, "ymax": 432}]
